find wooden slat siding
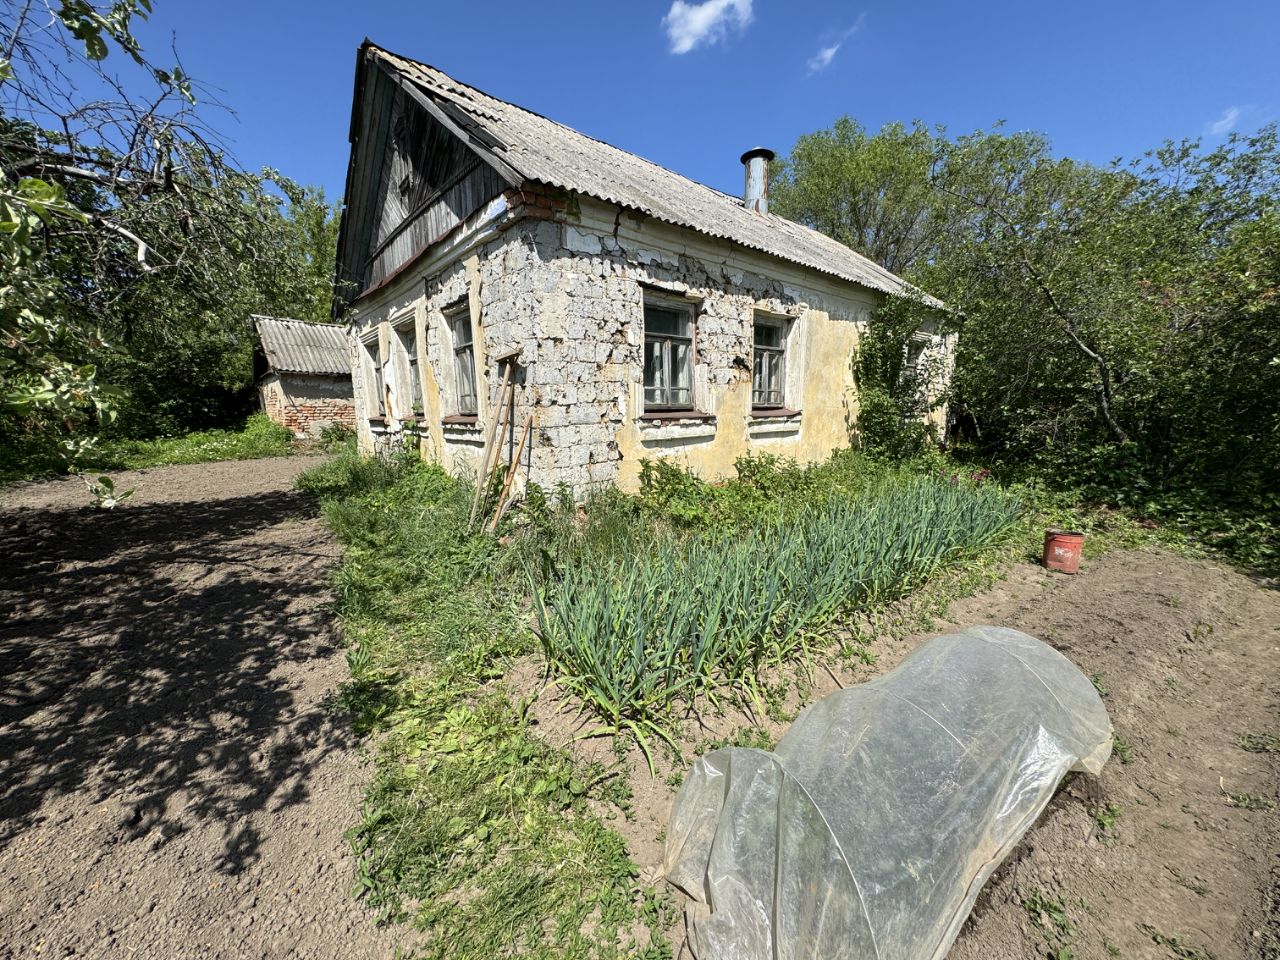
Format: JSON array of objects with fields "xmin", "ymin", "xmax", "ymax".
[
  {"xmin": 371, "ymin": 87, "xmax": 408, "ymax": 247},
  {"xmin": 335, "ymin": 45, "xmax": 518, "ymax": 303},
  {"xmin": 362, "ymin": 91, "xmax": 506, "ymax": 288},
  {"xmin": 368, "ymin": 162, "xmax": 505, "ymax": 286},
  {"xmin": 368, "ymin": 157, "xmax": 483, "ymax": 265},
  {"xmin": 372, "ymin": 91, "xmax": 475, "ymax": 249},
  {"xmin": 338, "ymin": 65, "xmax": 398, "ymax": 301}
]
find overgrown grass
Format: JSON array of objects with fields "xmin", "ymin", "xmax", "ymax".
[
  {"xmin": 1, "ymin": 412, "xmax": 297, "ymax": 483},
  {"xmin": 92, "ymin": 412, "xmax": 296, "ymax": 469},
  {"xmin": 299, "ymin": 446, "xmax": 676, "ymax": 958}
]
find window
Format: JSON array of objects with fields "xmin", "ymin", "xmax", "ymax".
[
  {"xmin": 902, "ymin": 337, "xmax": 929, "ymax": 414},
  {"xmin": 752, "ymin": 316, "xmax": 787, "ymax": 408},
  {"xmin": 396, "ymin": 320, "xmax": 423, "ymax": 415},
  {"xmin": 362, "ymin": 335, "xmax": 385, "ymax": 418},
  {"xmin": 643, "ymin": 300, "xmax": 694, "ymax": 410},
  {"xmin": 450, "ymin": 308, "xmax": 478, "ymax": 416}
]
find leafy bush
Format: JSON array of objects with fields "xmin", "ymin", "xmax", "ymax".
[
  {"xmin": 636, "ymin": 451, "xmax": 880, "ymax": 530},
  {"xmin": 317, "ymin": 422, "xmax": 354, "ymax": 451},
  {"xmin": 88, "ymin": 412, "xmax": 295, "ymax": 469},
  {"xmin": 855, "ymin": 385, "xmax": 935, "ymax": 461}
]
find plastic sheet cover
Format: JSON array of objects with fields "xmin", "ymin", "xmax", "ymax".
[{"xmin": 664, "ymin": 626, "xmax": 1112, "ymax": 960}]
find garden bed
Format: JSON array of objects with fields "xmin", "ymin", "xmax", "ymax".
[{"xmin": 303, "ymin": 447, "xmax": 1280, "ymax": 959}]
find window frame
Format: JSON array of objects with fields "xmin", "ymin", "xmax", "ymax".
[
  {"xmin": 448, "ymin": 305, "xmax": 478, "ymax": 418},
  {"xmin": 642, "ymin": 297, "xmax": 697, "ymax": 412},
  {"xmin": 394, "ymin": 315, "xmax": 423, "ymax": 418},
  {"xmin": 902, "ymin": 335, "xmax": 931, "ymax": 416},
  {"xmin": 751, "ymin": 314, "xmax": 789, "ymax": 410},
  {"xmin": 361, "ymin": 331, "xmax": 385, "ymax": 419}
]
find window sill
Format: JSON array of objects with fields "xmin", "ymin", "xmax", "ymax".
[
  {"xmin": 637, "ymin": 413, "xmax": 717, "ymax": 444},
  {"xmin": 747, "ymin": 409, "xmax": 802, "ymax": 439},
  {"xmin": 442, "ymin": 416, "xmax": 484, "ymax": 446},
  {"xmin": 639, "ymin": 409, "xmax": 715, "ymax": 424},
  {"xmin": 749, "ymin": 407, "xmax": 801, "ymax": 419}
]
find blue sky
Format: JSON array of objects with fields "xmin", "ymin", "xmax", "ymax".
[{"xmin": 127, "ymin": 0, "xmax": 1279, "ymax": 202}]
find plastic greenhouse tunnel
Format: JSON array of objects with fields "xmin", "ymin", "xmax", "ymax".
[{"xmin": 664, "ymin": 625, "xmax": 1113, "ymax": 960}]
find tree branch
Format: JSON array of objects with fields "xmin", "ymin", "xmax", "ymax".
[{"xmin": 936, "ymin": 180, "xmax": 1132, "ymax": 444}]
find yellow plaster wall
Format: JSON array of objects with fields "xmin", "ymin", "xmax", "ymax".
[{"xmin": 612, "ymin": 307, "xmax": 862, "ymax": 493}]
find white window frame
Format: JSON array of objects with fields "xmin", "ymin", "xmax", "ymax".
[
  {"xmin": 447, "ymin": 305, "xmax": 478, "ymax": 417},
  {"xmin": 751, "ymin": 314, "xmax": 789, "ymax": 410},
  {"xmin": 393, "ymin": 313, "xmax": 423, "ymax": 418},
  {"xmin": 361, "ymin": 330, "xmax": 385, "ymax": 419},
  {"xmin": 642, "ymin": 296, "xmax": 696, "ymax": 412}
]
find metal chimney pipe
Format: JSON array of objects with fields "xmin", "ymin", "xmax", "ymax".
[{"xmin": 740, "ymin": 147, "xmax": 775, "ymax": 215}]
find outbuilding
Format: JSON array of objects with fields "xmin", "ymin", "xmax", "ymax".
[
  {"xmin": 253, "ymin": 315, "xmax": 356, "ymax": 437},
  {"xmin": 335, "ymin": 42, "xmax": 949, "ymax": 493}
]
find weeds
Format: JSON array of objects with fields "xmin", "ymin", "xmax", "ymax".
[
  {"xmin": 1022, "ymin": 888, "xmax": 1076, "ymax": 958},
  {"xmin": 1112, "ymin": 736, "xmax": 1134, "ymax": 764},
  {"xmin": 1238, "ymin": 733, "xmax": 1280, "ymax": 753},
  {"xmin": 1138, "ymin": 924, "xmax": 1216, "ymax": 960},
  {"xmin": 1225, "ymin": 792, "xmax": 1274, "ymax": 811},
  {"xmin": 299, "ymin": 449, "xmax": 676, "ymax": 958},
  {"xmin": 1093, "ymin": 802, "xmax": 1123, "ymax": 844},
  {"xmin": 695, "ymin": 726, "xmax": 775, "ymax": 755}
]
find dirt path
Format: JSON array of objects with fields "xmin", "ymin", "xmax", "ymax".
[
  {"xmin": 0, "ymin": 457, "xmax": 401, "ymax": 959},
  {"xmin": 938, "ymin": 550, "xmax": 1280, "ymax": 959}
]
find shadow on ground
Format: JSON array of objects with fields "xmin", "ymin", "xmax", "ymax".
[{"xmin": 0, "ymin": 486, "xmax": 348, "ymax": 874}]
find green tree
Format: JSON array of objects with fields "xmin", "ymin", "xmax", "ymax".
[
  {"xmin": 1, "ymin": 1, "xmax": 340, "ymax": 459},
  {"xmin": 774, "ymin": 116, "xmax": 1280, "ymax": 523}
]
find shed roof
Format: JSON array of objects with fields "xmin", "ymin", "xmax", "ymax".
[
  {"xmin": 367, "ymin": 45, "xmax": 941, "ymax": 307},
  {"xmin": 254, "ymin": 316, "xmax": 350, "ymax": 377}
]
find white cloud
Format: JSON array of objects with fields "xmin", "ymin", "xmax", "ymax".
[
  {"xmin": 807, "ymin": 13, "xmax": 867, "ymax": 74},
  {"xmin": 1206, "ymin": 106, "xmax": 1241, "ymax": 136},
  {"xmin": 807, "ymin": 43, "xmax": 841, "ymax": 73},
  {"xmin": 662, "ymin": 0, "xmax": 753, "ymax": 55}
]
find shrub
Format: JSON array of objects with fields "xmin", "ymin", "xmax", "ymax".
[{"xmin": 855, "ymin": 385, "xmax": 935, "ymax": 461}]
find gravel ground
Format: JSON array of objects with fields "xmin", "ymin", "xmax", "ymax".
[{"xmin": 0, "ymin": 456, "xmax": 405, "ymax": 959}]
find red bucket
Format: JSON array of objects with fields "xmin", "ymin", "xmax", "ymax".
[{"xmin": 1042, "ymin": 529, "xmax": 1084, "ymax": 574}]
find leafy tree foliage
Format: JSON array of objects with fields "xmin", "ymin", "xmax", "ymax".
[
  {"xmin": 1, "ymin": 1, "xmax": 340, "ymax": 464},
  {"xmin": 772, "ymin": 119, "xmax": 1280, "ymax": 528}
]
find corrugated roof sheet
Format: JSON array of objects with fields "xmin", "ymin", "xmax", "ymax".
[
  {"xmin": 372, "ymin": 46, "xmax": 940, "ymax": 307},
  {"xmin": 254, "ymin": 316, "xmax": 350, "ymax": 376}
]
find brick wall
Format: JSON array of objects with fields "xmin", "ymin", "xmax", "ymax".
[{"xmin": 259, "ymin": 373, "xmax": 356, "ymax": 437}]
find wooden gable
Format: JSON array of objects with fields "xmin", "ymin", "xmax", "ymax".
[{"xmin": 335, "ymin": 46, "xmax": 513, "ymax": 305}]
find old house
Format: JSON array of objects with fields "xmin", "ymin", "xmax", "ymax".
[
  {"xmin": 336, "ymin": 41, "xmax": 947, "ymax": 493},
  {"xmin": 253, "ymin": 316, "xmax": 356, "ymax": 437}
]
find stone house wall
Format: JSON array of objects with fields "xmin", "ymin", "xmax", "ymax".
[
  {"xmin": 258, "ymin": 373, "xmax": 356, "ymax": 437},
  {"xmin": 349, "ymin": 193, "xmax": 949, "ymax": 495}
]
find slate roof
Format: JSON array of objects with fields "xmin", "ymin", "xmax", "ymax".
[
  {"xmin": 370, "ymin": 45, "xmax": 940, "ymax": 307},
  {"xmin": 254, "ymin": 316, "xmax": 350, "ymax": 377}
]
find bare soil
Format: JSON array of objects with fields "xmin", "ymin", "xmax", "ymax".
[
  {"xmin": 0, "ymin": 457, "xmax": 403, "ymax": 959},
  {"xmin": 526, "ymin": 548, "xmax": 1280, "ymax": 959},
  {"xmin": 4, "ymin": 458, "xmax": 1277, "ymax": 960}
]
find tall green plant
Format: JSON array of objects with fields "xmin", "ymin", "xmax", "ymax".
[{"xmin": 533, "ymin": 477, "xmax": 1020, "ymax": 763}]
